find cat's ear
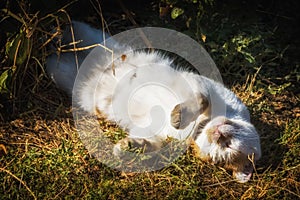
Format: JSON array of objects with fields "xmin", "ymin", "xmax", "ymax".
[{"xmin": 171, "ymin": 93, "xmax": 209, "ymax": 129}]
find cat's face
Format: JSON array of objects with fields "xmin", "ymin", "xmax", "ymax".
[{"xmin": 194, "ymin": 116, "xmax": 261, "ymax": 183}]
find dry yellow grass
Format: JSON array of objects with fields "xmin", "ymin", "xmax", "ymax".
[{"xmin": 0, "ymin": 0, "xmax": 299, "ymax": 199}]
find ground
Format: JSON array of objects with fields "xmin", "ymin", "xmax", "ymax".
[{"xmin": 0, "ymin": 0, "xmax": 299, "ymax": 199}]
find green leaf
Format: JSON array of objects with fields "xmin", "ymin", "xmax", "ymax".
[
  {"xmin": 243, "ymin": 52, "xmax": 256, "ymax": 64},
  {"xmin": 0, "ymin": 67, "xmax": 15, "ymax": 94},
  {"xmin": 5, "ymin": 29, "xmax": 31, "ymax": 65},
  {"xmin": 171, "ymin": 7, "xmax": 184, "ymax": 19}
]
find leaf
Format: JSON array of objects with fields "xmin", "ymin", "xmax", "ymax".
[
  {"xmin": 5, "ymin": 29, "xmax": 31, "ymax": 65},
  {"xmin": 171, "ymin": 7, "xmax": 184, "ymax": 19},
  {"xmin": 159, "ymin": 6, "xmax": 171, "ymax": 18},
  {"xmin": 0, "ymin": 67, "xmax": 15, "ymax": 94},
  {"xmin": 201, "ymin": 34, "xmax": 206, "ymax": 42}
]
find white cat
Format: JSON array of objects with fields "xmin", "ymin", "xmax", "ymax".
[{"xmin": 47, "ymin": 21, "xmax": 261, "ymax": 183}]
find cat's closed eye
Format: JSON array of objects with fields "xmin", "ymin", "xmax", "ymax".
[{"xmin": 218, "ymin": 134, "xmax": 232, "ymax": 148}]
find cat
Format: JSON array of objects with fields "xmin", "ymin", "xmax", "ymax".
[{"xmin": 47, "ymin": 21, "xmax": 261, "ymax": 183}]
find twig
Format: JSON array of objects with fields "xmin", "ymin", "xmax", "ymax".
[
  {"xmin": 117, "ymin": 0, "xmax": 153, "ymax": 50},
  {"xmin": 0, "ymin": 168, "xmax": 37, "ymax": 200},
  {"xmin": 59, "ymin": 43, "xmax": 115, "ymax": 75},
  {"xmin": 39, "ymin": 30, "xmax": 60, "ymax": 49},
  {"xmin": 202, "ymin": 179, "xmax": 236, "ymax": 187},
  {"xmin": 256, "ymin": 9, "xmax": 293, "ymax": 20},
  {"xmin": 89, "ymin": 0, "xmax": 111, "ymax": 37},
  {"xmin": 1, "ymin": 8, "xmax": 23, "ymax": 23},
  {"xmin": 13, "ymin": 40, "xmax": 22, "ymax": 67},
  {"xmin": 59, "ymin": 9, "xmax": 80, "ymax": 71}
]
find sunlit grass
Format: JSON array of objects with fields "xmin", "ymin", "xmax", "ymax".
[{"xmin": 0, "ymin": 1, "xmax": 299, "ymax": 199}]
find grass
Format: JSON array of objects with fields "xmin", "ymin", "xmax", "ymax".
[{"xmin": 0, "ymin": 0, "xmax": 299, "ymax": 199}]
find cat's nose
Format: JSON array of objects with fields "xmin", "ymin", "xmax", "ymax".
[
  {"xmin": 216, "ymin": 124, "xmax": 232, "ymax": 137},
  {"xmin": 211, "ymin": 125, "xmax": 229, "ymax": 141}
]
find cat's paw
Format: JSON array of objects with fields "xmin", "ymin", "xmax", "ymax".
[
  {"xmin": 171, "ymin": 93, "xmax": 209, "ymax": 129},
  {"xmin": 232, "ymin": 162, "xmax": 254, "ymax": 183},
  {"xmin": 170, "ymin": 104, "xmax": 182, "ymax": 129},
  {"xmin": 113, "ymin": 137, "xmax": 163, "ymax": 157},
  {"xmin": 233, "ymin": 171, "xmax": 252, "ymax": 183}
]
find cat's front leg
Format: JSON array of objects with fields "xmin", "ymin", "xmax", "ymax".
[{"xmin": 171, "ymin": 93, "xmax": 209, "ymax": 129}]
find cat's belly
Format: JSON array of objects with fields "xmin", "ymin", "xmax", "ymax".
[{"xmin": 93, "ymin": 63, "xmax": 199, "ymax": 140}]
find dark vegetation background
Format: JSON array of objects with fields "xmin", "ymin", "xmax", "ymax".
[{"xmin": 0, "ymin": 0, "xmax": 299, "ymax": 199}]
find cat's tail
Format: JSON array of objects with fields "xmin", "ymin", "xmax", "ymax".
[{"xmin": 46, "ymin": 21, "xmax": 109, "ymax": 95}]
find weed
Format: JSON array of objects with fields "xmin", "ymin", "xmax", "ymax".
[{"xmin": 0, "ymin": 0, "xmax": 299, "ymax": 199}]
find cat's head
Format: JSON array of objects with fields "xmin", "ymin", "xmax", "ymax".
[
  {"xmin": 194, "ymin": 116, "xmax": 261, "ymax": 183},
  {"xmin": 170, "ymin": 93, "xmax": 261, "ymax": 183}
]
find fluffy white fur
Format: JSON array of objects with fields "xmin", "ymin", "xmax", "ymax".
[{"xmin": 47, "ymin": 21, "xmax": 261, "ymax": 183}]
